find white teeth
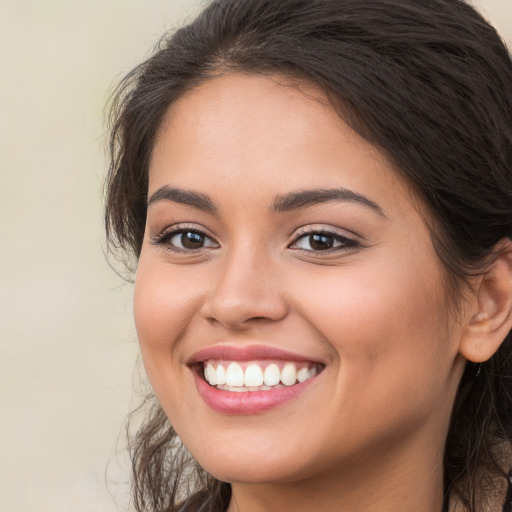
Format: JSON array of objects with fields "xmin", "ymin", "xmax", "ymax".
[
  {"xmin": 225, "ymin": 362, "xmax": 244, "ymax": 387},
  {"xmin": 244, "ymin": 364, "xmax": 264, "ymax": 387},
  {"xmin": 297, "ymin": 367, "xmax": 309, "ymax": 383},
  {"xmin": 263, "ymin": 363, "xmax": 280, "ymax": 386},
  {"xmin": 203, "ymin": 361, "xmax": 322, "ymax": 389},
  {"xmin": 280, "ymin": 363, "xmax": 297, "ymax": 386},
  {"xmin": 216, "ymin": 364, "xmax": 226, "ymax": 385},
  {"xmin": 205, "ymin": 363, "xmax": 217, "ymax": 385}
]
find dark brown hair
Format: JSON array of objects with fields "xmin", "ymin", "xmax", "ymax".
[{"xmin": 105, "ymin": 1, "xmax": 512, "ymax": 510}]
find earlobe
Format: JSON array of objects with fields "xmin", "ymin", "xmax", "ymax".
[{"xmin": 459, "ymin": 239, "xmax": 512, "ymax": 363}]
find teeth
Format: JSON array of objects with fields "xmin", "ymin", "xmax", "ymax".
[
  {"xmin": 297, "ymin": 366, "xmax": 310, "ymax": 383},
  {"xmin": 244, "ymin": 364, "xmax": 264, "ymax": 387},
  {"xmin": 226, "ymin": 362, "xmax": 244, "ymax": 387},
  {"xmin": 263, "ymin": 363, "xmax": 280, "ymax": 386},
  {"xmin": 280, "ymin": 363, "xmax": 297, "ymax": 386},
  {"xmin": 203, "ymin": 361, "xmax": 321, "ymax": 389},
  {"xmin": 216, "ymin": 364, "xmax": 226, "ymax": 385},
  {"xmin": 205, "ymin": 363, "xmax": 217, "ymax": 385}
]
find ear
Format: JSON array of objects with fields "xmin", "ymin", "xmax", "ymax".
[{"xmin": 459, "ymin": 239, "xmax": 512, "ymax": 363}]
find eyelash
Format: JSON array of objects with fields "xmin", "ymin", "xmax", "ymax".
[
  {"xmin": 150, "ymin": 225, "xmax": 219, "ymax": 252},
  {"xmin": 150, "ymin": 226, "xmax": 360, "ymax": 253},
  {"xmin": 289, "ymin": 228, "xmax": 360, "ymax": 253}
]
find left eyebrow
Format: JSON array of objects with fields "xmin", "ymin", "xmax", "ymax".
[
  {"xmin": 271, "ymin": 188, "xmax": 388, "ymax": 218},
  {"xmin": 147, "ymin": 186, "xmax": 217, "ymax": 213}
]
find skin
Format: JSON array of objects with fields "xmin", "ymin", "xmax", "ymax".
[{"xmin": 134, "ymin": 73, "xmax": 496, "ymax": 512}]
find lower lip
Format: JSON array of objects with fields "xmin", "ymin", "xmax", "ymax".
[{"xmin": 192, "ymin": 369, "xmax": 319, "ymax": 415}]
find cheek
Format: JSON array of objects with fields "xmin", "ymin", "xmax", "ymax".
[
  {"xmin": 294, "ymin": 254, "xmax": 452, "ymax": 412},
  {"xmin": 133, "ymin": 257, "xmax": 208, "ymax": 429},
  {"xmin": 134, "ymin": 257, "xmax": 197, "ymax": 351},
  {"xmin": 132, "ymin": 256, "xmax": 201, "ymax": 397}
]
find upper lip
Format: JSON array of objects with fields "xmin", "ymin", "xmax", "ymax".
[{"xmin": 187, "ymin": 344, "xmax": 325, "ymax": 365}]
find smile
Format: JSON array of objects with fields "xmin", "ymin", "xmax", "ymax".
[
  {"xmin": 189, "ymin": 345, "xmax": 326, "ymax": 414},
  {"xmin": 203, "ymin": 360, "xmax": 322, "ymax": 391}
]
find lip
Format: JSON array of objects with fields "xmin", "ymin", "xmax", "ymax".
[
  {"xmin": 188, "ymin": 344, "xmax": 324, "ymax": 364},
  {"xmin": 192, "ymin": 369, "xmax": 320, "ymax": 414},
  {"xmin": 188, "ymin": 344, "xmax": 325, "ymax": 415}
]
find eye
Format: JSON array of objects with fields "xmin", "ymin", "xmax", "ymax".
[
  {"xmin": 152, "ymin": 228, "xmax": 218, "ymax": 251},
  {"xmin": 290, "ymin": 230, "xmax": 359, "ymax": 252},
  {"xmin": 170, "ymin": 230, "xmax": 216, "ymax": 250}
]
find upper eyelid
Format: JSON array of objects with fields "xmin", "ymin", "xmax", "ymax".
[
  {"xmin": 287, "ymin": 226, "xmax": 364, "ymax": 254},
  {"xmin": 289, "ymin": 225, "xmax": 360, "ymax": 242},
  {"xmin": 150, "ymin": 224, "xmax": 220, "ymax": 249},
  {"xmin": 150, "ymin": 223, "xmax": 361, "ymax": 248},
  {"xmin": 154, "ymin": 223, "xmax": 218, "ymax": 239}
]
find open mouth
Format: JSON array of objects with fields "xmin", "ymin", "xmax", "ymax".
[
  {"xmin": 188, "ymin": 345, "xmax": 327, "ymax": 413},
  {"xmin": 197, "ymin": 360, "xmax": 325, "ymax": 392}
]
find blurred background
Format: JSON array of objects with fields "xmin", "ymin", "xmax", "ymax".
[{"xmin": 0, "ymin": 1, "xmax": 510, "ymax": 511}]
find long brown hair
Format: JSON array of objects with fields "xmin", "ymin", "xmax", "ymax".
[{"xmin": 105, "ymin": 1, "xmax": 512, "ymax": 510}]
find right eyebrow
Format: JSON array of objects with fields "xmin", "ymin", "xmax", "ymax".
[
  {"xmin": 147, "ymin": 186, "xmax": 217, "ymax": 213},
  {"xmin": 271, "ymin": 187, "xmax": 387, "ymax": 218}
]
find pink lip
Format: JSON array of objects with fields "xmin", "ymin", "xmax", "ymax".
[
  {"xmin": 188, "ymin": 344, "xmax": 323, "ymax": 364},
  {"xmin": 187, "ymin": 345, "xmax": 323, "ymax": 415},
  {"xmin": 192, "ymin": 370, "xmax": 319, "ymax": 415},
  {"xmin": 188, "ymin": 344, "xmax": 325, "ymax": 414}
]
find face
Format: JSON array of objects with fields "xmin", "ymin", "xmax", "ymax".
[{"xmin": 134, "ymin": 73, "xmax": 466, "ymax": 485}]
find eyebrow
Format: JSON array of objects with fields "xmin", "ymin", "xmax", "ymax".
[
  {"xmin": 147, "ymin": 185, "xmax": 386, "ymax": 218},
  {"xmin": 271, "ymin": 188, "xmax": 387, "ymax": 217},
  {"xmin": 147, "ymin": 186, "xmax": 217, "ymax": 213}
]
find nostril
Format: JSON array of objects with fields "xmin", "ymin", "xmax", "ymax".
[
  {"xmin": 200, "ymin": 268, "xmax": 289, "ymax": 328},
  {"xmin": 205, "ymin": 315, "xmax": 270, "ymax": 329}
]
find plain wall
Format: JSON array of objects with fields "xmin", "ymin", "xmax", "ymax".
[{"xmin": 0, "ymin": 1, "xmax": 510, "ymax": 511}]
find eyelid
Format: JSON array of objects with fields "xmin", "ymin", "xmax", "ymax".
[
  {"xmin": 150, "ymin": 223, "xmax": 220, "ymax": 251},
  {"xmin": 288, "ymin": 225, "xmax": 361, "ymax": 251}
]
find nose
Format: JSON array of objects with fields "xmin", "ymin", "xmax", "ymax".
[{"xmin": 200, "ymin": 249, "xmax": 288, "ymax": 330}]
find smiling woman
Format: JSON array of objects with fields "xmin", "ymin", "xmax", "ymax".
[{"xmin": 105, "ymin": 1, "xmax": 512, "ymax": 511}]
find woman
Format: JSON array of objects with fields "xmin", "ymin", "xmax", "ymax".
[{"xmin": 105, "ymin": 0, "xmax": 512, "ymax": 510}]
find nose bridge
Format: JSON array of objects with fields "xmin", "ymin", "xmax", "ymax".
[{"xmin": 203, "ymin": 240, "xmax": 287, "ymax": 328}]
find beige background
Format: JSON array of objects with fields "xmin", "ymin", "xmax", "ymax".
[{"xmin": 0, "ymin": 1, "xmax": 510, "ymax": 511}]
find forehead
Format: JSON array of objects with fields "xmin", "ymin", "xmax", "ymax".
[{"xmin": 149, "ymin": 73, "xmax": 411, "ymax": 213}]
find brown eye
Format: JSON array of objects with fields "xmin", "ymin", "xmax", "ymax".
[
  {"xmin": 160, "ymin": 229, "xmax": 218, "ymax": 251},
  {"xmin": 308, "ymin": 234, "xmax": 335, "ymax": 251},
  {"xmin": 290, "ymin": 231, "xmax": 359, "ymax": 252},
  {"xmin": 179, "ymin": 231, "xmax": 206, "ymax": 249}
]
